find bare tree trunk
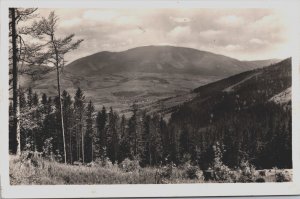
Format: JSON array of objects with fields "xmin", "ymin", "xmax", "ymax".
[
  {"xmin": 51, "ymin": 33, "xmax": 67, "ymax": 164},
  {"xmin": 69, "ymin": 129, "xmax": 72, "ymax": 163},
  {"xmin": 10, "ymin": 8, "xmax": 21, "ymax": 156},
  {"xmin": 81, "ymin": 123, "xmax": 84, "ymax": 163},
  {"xmin": 56, "ymin": 65, "xmax": 67, "ymax": 164},
  {"xmin": 76, "ymin": 128, "xmax": 80, "ymax": 161},
  {"xmin": 92, "ymin": 141, "xmax": 93, "ymax": 162}
]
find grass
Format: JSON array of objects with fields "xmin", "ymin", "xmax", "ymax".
[{"xmin": 9, "ymin": 155, "xmax": 292, "ymax": 185}]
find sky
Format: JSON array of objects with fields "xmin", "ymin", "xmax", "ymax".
[{"xmin": 30, "ymin": 8, "xmax": 295, "ymax": 63}]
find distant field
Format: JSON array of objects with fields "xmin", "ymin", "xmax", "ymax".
[{"xmin": 9, "ymin": 155, "xmax": 292, "ymax": 185}]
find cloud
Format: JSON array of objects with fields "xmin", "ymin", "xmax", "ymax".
[
  {"xmin": 249, "ymin": 38, "xmax": 268, "ymax": 45},
  {"xmin": 167, "ymin": 26, "xmax": 191, "ymax": 41},
  {"xmin": 34, "ymin": 8, "xmax": 291, "ymax": 61},
  {"xmin": 224, "ymin": 44, "xmax": 244, "ymax": 51},
  {"xmin": 83, "ymin": 10, "xmax": 119, "ymax": 22},
  {"xmin": 60, "ymin": 18, "xmax": 82, "ymax": 27},
  {"xmin": 169, "ymin": 16, "xmax": 191, "ymax": 23},
  {"xmin": 200, "ymin": 30, "xmax": 224, "ymax": 38},
  {"xmin": 115, "ymin": 16, "xmax": 141, "ymax": 26},
  {"xmin": 216, "ymin": 15, "xmax": 244, "ymax": 27},
  {"xmin": 251, "ymin": 15, "xmax": 279, "ymax": 30}
]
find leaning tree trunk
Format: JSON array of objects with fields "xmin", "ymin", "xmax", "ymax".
[{"xmin": 10, "ymin": 8, "xmax": 21, "ymax": 156}]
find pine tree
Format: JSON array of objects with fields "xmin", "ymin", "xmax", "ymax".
[
  {"xmin": 19, "ymin": 88, "xmax": 27, "ymax": 109},
  {"xmin": 62, "ymin": 90, "xmax": 74, "ymax": 163},
  {"xmin": 74, "ymin": 87, "xmax": 85, "ymax": 162},
  {"xmin": 27, "ymin": 87, "xmax": 33, "ymax": 109},
  {"xmin": 140, "ymin": 112, "xmax": 151, "ymax": 165},
  {"xmin": 32, "ymin": 92, "xmax": 39, "ymax": 106},
  {"xmin": 119, "ymin": 114, "xmax": 128, "ymax": 162},
  {"xmin": 127, "ymin": 103, "xmax": 138, "ymax": 158},
  {"xmin": 85, "ymin": 100, "xmax": 95, "ymax": 163},
  {"xmin": 41, "ymin": 96, "xmax": 56, "ymax": 158},
  {"xmin": 149, "ymin": 114, "xmax": 163, "ymax": 165},
  {"xmin": 159, "ymin": 116, "xmax": 169, "ymax": 162},
  {"xmin": 96, "ymin": 106, "xmax": 107, "ymax": 160},
  {"xmin": 53, "ymin": 96, "xmax": 64, "ymax": 160},
  {"xmin": 179, "ymin": 125, "xmax": 189, "ymax": 159},
  {"xmin": 111, "ymin": 108, "xmax": 120, "ymax": 163}
]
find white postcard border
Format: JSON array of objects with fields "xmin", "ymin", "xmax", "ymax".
[{"xmin": 1, "ymin": 0, "xmax": 300, "ymax": 198}]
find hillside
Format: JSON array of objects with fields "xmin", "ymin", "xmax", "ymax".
[
  {"xmin": 165, "ymin": 58, "xmax": 292, "ymax": 169},
  {"xmin": 25, "ymin": 46, "xmax": 280, "ymax": 113}
]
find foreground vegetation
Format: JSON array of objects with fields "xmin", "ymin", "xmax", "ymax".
[{"xmin": 10, "ymin": 154, "xmax": 292, "ymax": 185}]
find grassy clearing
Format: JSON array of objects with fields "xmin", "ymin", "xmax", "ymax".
[{"xmin": 9, "ymin": 155, "xmax": 292, "ymax": 185}]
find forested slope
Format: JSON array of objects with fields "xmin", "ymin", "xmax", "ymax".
[{"xmin": 168, "ymin": 58, "xmax": 292, "ymax": 169}]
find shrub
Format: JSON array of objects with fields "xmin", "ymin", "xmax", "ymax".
[
  {"xmin": 54, "ymin": 150, "xmax": 63, "ymax": 162},
  {"xmin": 103, "ymin": 158, "xmax": 114, "ymax": 169},
  {"xmin": 181, "ymin": 153, "xmax": 192, "ymax": 165},
  {"xmin": 42, "ymin": 137, "xmax": 53, "ymax": 159},
  {"xmin": 210, "ymin": 142, "xmax": 234, "ymax": 182},
  {"xmin": 259, "ymin": 170, "xmax": 266, "ymax": 176},
  {"xmin": 275, "ymin": 171, "xmax": 291, "ymax": 182},
  {"xmin": 119, "ymin": 158, "xmax": 140, "ymax": 172},
  {"xmin": 19, "ymin": 151, "xmax": 44, "ymax": 168},
  {"xmin": 93, "ymin": 157, "xmax": 114, "ymax": 168},
  {"xmin": 160, "ymin": 162, "xmax": 176, "ymax": 179},
  {"xmin": 238, "ymin": 160, "xmax": 256, "ymax": 182},
  {"xmin": 184, "ymin": 165, "xmax": 203, "ymax": 180},
  {"xmin": 212, "ymin": 164, "xmax": 233, "ymax": 182}
]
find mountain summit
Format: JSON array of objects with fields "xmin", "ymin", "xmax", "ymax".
[{"xmin": 64, "ymin": 45, "xmax": 279, "ymax": 76}]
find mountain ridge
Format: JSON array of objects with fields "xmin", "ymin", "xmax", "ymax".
[{"xmin": 63, "ymin": 45, "xmax": 280, "ymax": 76}]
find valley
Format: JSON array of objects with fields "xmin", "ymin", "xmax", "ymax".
[{"xmin": 20, "ymin": 45, "xmax": 280, "ymax": 116}]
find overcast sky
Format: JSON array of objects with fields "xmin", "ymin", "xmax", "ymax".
[{"xmin": 34, "ymin": 8, "xmax": 294, "ymax": 63}]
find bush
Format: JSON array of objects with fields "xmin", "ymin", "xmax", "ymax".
[
  {"xmin": 238, "ymin": 160, "xmax": 256, "ymax": 182},
  {"xmin": 184, "ymin": 165, "xmax": 203, "ymax": 180},
  {"xmin": 94, "ymin": 157, "xmax": 114, "ymax": 169},
  {"xmin": 20, "ymin": 151, "xmax": 44, "ymax": 168},
  {"xmin": 42, "ymin": 137, "xmax": 53, "ymax": 159},
  {"xmin": 181, "ymin": 153, "xmax": 192, "ymax": 165},
  {"xmin": 212, "ymin": 164, "xmax": 233, "ymax": 182},
  {"xmin": 275, "ymin": 171, "xmax": 291, "ymax": 182},
  {"xmin": 159, "ymin": 162, "xmax": 176, "ymax": 179},
  {"xmin": 259, "ymin": 170, "xmax": 266, "ymax": 176},
  {"xmin": 210, "ymin": 143, "xmax": 235, "ymax": 182},
  {"xmin": 119, "ymin": 158, "xmax": 140, "ymax": 172}
]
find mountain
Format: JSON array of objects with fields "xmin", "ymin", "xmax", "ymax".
[
  {"xmin": 64, "ymin": 45, "xmax": 279, "ymax": 76},
  {"xmin": 26, "ymin": 46, "xmax": 280, "ymax": 113}
]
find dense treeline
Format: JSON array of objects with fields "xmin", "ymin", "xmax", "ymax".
[
  {"xmin": 9, "ymin": 86, "xmax": 291, "ymax": 169},
  {"xmin": 9, "ymin": 87, "xmax": 167, "ymax": 166}
]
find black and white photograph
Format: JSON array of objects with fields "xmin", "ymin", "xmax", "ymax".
[{"xmin": 1, "ymin": 0, "xmax": 300, "ymax": 198}]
